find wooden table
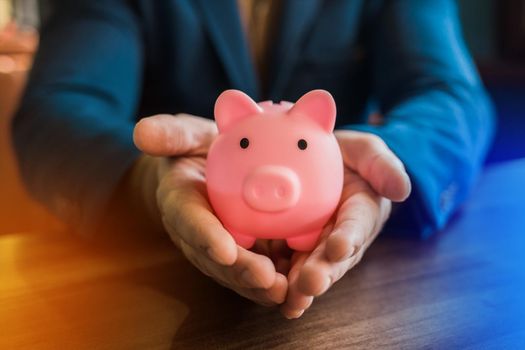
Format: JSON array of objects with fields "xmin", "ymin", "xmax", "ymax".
[{"xmin": 2, "ymin": 159, "xmax": 525, "ymax": 349}]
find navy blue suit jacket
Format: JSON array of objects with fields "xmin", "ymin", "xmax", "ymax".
[{"xmin": 13, "ymin": 0, "xmax": 495, "ymax": 237}]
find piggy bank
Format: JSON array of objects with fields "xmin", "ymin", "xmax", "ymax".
[{"xmin": 206, "ymin": 89, "xmax": 344, "ymax": 251}]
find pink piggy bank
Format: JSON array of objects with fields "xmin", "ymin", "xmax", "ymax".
[{"xmin": 206, "ymin": 89, "xmax": 344, "ymax": 251}]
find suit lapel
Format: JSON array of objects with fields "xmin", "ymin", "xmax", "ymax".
[
  {"xmin": 268, "ymin": 0, "xmax": 323, "ymax": 100},
  {"xmin": 195, "ymin": 0, "xmax": 323, "ymax": 101},
  {"xmin": 195, "ymin": 0, "xmax": 259, "ymax": 99}
]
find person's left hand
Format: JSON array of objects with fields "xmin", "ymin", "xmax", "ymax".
[{"xmin": 277, "ymin": 130, "xmax": 412, "ymax": 319}]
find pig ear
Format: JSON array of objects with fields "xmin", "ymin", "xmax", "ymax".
[
  {"xmin": 214, "ymin": 90, "xmax": 262, "ymax": 133},
  {"xmin": 288, "ymin": 90, "xmax": 336, "ymax": 132}
]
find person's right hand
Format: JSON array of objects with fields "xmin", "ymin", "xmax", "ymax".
[{"xmin": 133, "ymin": 114, "xmax": 287, "ymax": 306}]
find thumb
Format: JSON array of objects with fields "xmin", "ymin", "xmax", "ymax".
[
  {"xmin": 335, "ymin": 130, "xmax": 411, "ymax": 202},
  {"xmin": 133, "ymin": 114, "xmax": 218, "ymax": 156}
]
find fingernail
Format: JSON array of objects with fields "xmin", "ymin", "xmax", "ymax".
[{"xmin": 286, "ymin": 309, "xmax": 304, "ymax": 319}]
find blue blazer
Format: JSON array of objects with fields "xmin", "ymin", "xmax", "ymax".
[{"xmin": 13, "ymin": 0, "xmax": 495, "ymax": 238}]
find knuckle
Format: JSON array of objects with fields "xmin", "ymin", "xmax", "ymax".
[
  {"xmin": 357, "ymin": 135, "xmax": 388, "ymax": 160},
  {"xmin": 169, "ymin": 123, "xmax": 191, "ymax": 151}
]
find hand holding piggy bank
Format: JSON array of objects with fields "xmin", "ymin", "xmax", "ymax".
[{"xmin": 206, "ymin": 90, "xmax": 344, "ymax": 251}]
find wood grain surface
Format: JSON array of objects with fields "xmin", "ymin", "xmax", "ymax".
[{"xmin": 1, "ymin": 159, "xmax": 525, "ymax": 350}]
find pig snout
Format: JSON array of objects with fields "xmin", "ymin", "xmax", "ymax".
[{"xmin": 242, "ymin": 165, "xmax": 300, "ymax": 212}]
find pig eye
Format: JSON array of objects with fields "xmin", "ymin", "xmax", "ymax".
[
  {"xmin": 240, "ymin": 137, "xmax": 250, "ymax": 149},
  {"xmin": 297, "ymin": 139, "xmax": 308, "ymax": 150}
]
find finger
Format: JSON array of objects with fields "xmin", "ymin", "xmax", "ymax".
[
  {"xmin": 280, "ymin": 288, "xmax": 313, "ymax": 319},
  {"xmin": 233, "ymin": 246, "xmax": 277, "ymax": 289},
  {"xmin": 230, "ymin": 274, "xmax": 287, "ymax": 306},
  {"xmin": 158, "ymin": 156, "xmax": 237, "ymax": 266},
  {"xmin": 209, "ymin": 273, "xmax": 279, "ymax": 307},
  {"xmin": 297, "ymin": 244, "xmax": 353, "ymax": 297},
  {"xmin": 162, "ymin": 188, "xmax": 237, "ymax": 266},
  {"xmin": 133, "ymin": 114, "xmax": 218, "ymax": 156},
  {"xmin": 334, "ymin": 131, "xmax": 411, "ymax": 202},
  {"xmin": 280, "ymin": 222, "xmax": 336, "ymax": 317},
  {"xmin": 185, "ymin": 241, "xmax": 277, "ymax": 290},
  {"xmin": 268, "ymin": 240, "xmax": 293, "ymax": 274},
  {"xmin": 264, "ymin": 273, "xmax": 288, "ymax": 304},
  {"xmin": 288, "ymin": 252, "xmax": 309, "ymax": 285},
  {"xmin": 285, "ymin": 188, "xmax": 388, "ymax": 308},
  {"xmin": 297, "ymin": 233, "xmax": 353, "ymax": 297},
  {"xmin": 296, "ymin": 241, "xmax": 334, "ymax": 297},
  {"xmin": 249, "ymin": 240, "xmax": 294, "ymax": 277},
  {"xmin": 325, "ymin": 190, "xmax": 383, "ymax": 262},
  {"xmin": 280, "ymin": 253, "xmax": 314, "ymax": 319},
  {"xmin": 298, "ymin": 213, "xmax": 383, "ymax": 297}
]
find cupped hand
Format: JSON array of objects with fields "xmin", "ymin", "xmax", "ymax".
[
  {"xmin": 133, "ymin": 114, "xmax": 287, "ymax": 306},
  {"xmin": 279, "ymin": 131, "xmax": 412, "ymax": 318}
]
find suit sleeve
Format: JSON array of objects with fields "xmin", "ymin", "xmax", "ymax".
[
  {"xmin": 341, "ymin": 0, "xmax": 495, "ymax": 237},
  {"xmin": 12, "ymin": 0, "xmax": 143, "ymax": 235}
]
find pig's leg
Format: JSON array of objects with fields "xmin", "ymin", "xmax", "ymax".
[
  {"xmin": 228, "ymin": 230, "xmax": 256, "ymax": 249},
  {"xmin": 286, "ymin": 230, "xmax": 321, "ymax": 251}
]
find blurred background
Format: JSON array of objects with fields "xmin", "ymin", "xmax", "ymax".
[{"xmin": 0, "ymin": 0, "xmax": 524, "ymax": 235}]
